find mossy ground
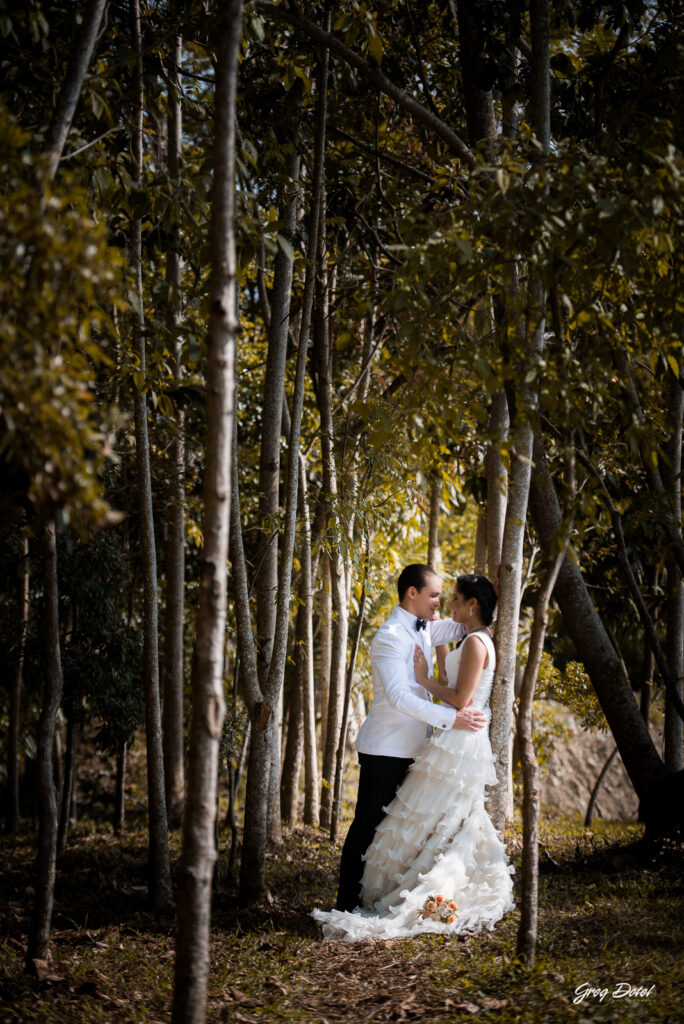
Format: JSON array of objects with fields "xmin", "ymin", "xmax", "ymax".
[{"xmin": 1, "ymin": 806, "xmax": 681, "ymax": 1024}]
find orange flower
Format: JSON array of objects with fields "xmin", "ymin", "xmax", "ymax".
[
  {"xmin": 449, "ymin": 901, "xmax": 457, "ymax": 910},
  {"xmin": 448, "ymin": 915, "xmax": 456, "ymax": 923},
  {"xmin": 426, "ymin": 900, "xmax": 435, "ymax": 912},
  {"xmin": 435, "ymin": 895, "xmax": 444, "ymax": 904}
]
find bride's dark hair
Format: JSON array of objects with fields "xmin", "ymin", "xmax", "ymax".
[{"xmin": 456, "ymin": 574, "xmax": 497, "ymax": 626}]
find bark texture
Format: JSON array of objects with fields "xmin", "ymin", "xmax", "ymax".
[{"xmin": 171, "ymin": 2, "xmax": 242, "ymax": 1021}]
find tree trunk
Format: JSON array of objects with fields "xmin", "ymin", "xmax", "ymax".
[
  {"xmin": 297, "ymin": 455, "xmax": 320, "ymax": 827},
  {"xmin": 255, "ymin": 149, "xmax": 301, "ymax": 845},
  {"xmin": 57, "ymin": 716, "xmax": 78, "ymax": 856},
  {"xmin": 427, "ymin": 474, "xmax": 441, "ymax": 569},
  {"xmin": 114, "ymin": 745, "xmax": 127, "ymax": 835},
  {"xmin": 280, "ymin": 625, "xmax": 304, "ymax": 825},
  {"xmin": 314, "ymin": 187, "xmax": 349, "ymax": 831},
  {"xmin": 517, "ymin": 548, "xmax": 565, "ymax": 967},
  {"xmin": 130, "ymin": 0, "xmax": 172, "ymax": 913},
  {"xmin": 517, "ymin": 419, "xmax": 572, "ymax": 967},
  {"xmin": 585, "ymin": 747, "xmax": 619, "ymax": 827},
  {"xmin": 485, "ymin": 391, "xmax": 509, "ymax": 578},
  {"xmin": 640, "ymin": 567, "xmax": 658, "ymax": 725},
  {"xmin": 162, "ymin": 30, "xmax": 186, "ymax": 832},
  {"xmin": 318, "ymin": 554, "xmax": 332, "ymax": 752},
  {"xmin": 43, "ymin": 0, "xmax": 108, "ymax": 178},
  {"xmin": 330, "ymin": 540, "xmax": 369, "ymax": 845},
  {"xmin": 171, "ymin": 2, "xmax": 242, "ymax": 1021},
  {"xmin": 663, "ymin": 368, "xmax": 683, "ymax": 772},
  {"xmin": 529, "ymin": 431, "xmax": 666, "ymax": 806},
  {"xmin": 474, "ymin": 507, "xmax": 487, "ymax": 574},
  {"xmin": 488, "ymin": 423, "xmax": 534, "ymax": 833},
  {"xmin": 489, "ymin": 0, "xmax": 550, "ymax": 835},
  {"xmin": 26, "ymin": 519, "xmax": 64, "ymax": 968},
  {"xmin": 454, "ymin": 0, "xmax": 497, "ymax": 155},
  {"xmin": 8, "ymin": 533, "xmax": 29, "ymax": 834},
  {"xmin": 240, "ymin": 43, "xmax": 328, "ymax": 897}
]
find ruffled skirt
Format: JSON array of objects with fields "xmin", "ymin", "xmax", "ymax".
[{"xmin": 313, "ymin": 725, "xmax": 515, "ymax": 941}]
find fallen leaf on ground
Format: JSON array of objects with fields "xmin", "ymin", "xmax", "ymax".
[{"xmin": 31, "ymin": 959, "xmax": 66, "ymax": 984}]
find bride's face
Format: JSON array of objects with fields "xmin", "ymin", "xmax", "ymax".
[{"xmin": 449, "ymin": 587, "xmax": 470, "ymax": 622}]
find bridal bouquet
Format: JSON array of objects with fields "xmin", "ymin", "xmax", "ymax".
[{"xmin": 419, "ymin": 894, "xmax": 457, "ymax": 923}]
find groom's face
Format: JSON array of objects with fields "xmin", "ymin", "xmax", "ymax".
[{"xmin": 410, "ymin": 573, "xmax": 442, "ymax": 620}]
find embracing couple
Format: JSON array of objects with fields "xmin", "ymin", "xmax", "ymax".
[{"xmin": 313, "ymin": 563, "xmax": 514, "ymax": 940}]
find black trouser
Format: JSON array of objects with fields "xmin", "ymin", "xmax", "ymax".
[{"xmin": 335, "ymin": 752, "xmax": 413, "ymax": 912}]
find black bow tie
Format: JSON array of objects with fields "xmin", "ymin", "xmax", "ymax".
[{"xmin": 415, "ymin": 618, "xmax": 427, "ymax": 631}]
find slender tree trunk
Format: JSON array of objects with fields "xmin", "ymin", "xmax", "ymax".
[
  {"xmin": 57, "ymin": 716, "xmax": 78, "ymax": 855},
  {"xmin": 318, "ymin": 554, "xmax": 332, "ymax": 752},
  {"xmin": 663, "ymin": 368, "xmax": 683, "ymax": 772},
  {"xmin": 485, "ymin": 391, "xmax": 509, "ymax": 578},
  {"xmin": 162, "ymin": 30, "xmax": 186, "ymax": 832},
  {"xmin": 314, "ymin": 188, "xmax": 349, "ymax": 831},
  {"xmin": 517, "ymin": 548, "xmax": 565, "ymax": 967},
  {"xmin": 474, "ymin": 507, "xmax": 487, "ymax": 574},
  {"xmin": 530, "ymin": 432, "xmax": 665, "ymax": 803},
  {"xmin": 330, "ymin": 538, "xmax": 369, "ymax": 844},
  {"xmin": 489, "ymin": 0, "xmax": 550, "ymax": 834},
  {"xmin": 297, "ymin": 459, "xmax": 320, "ymax": 826},
  {"xmin": 43, "ymin": 0, "xmax": 108, "ymax": 178},
  {"xmin": 517, "ymin": 424, "xmax": 573, "ymax": 968},
  {"xmin": 240, "ymin": 44, "xmax": 328, "ymax": 898},
  {"xmin": 585, "ymin": 747, "xmax": 619, "ymax": 827},
  {"xmin": 640, "ymin": 566, "xmax": 658, "ymax": 726},
  {"xmin": 254, "ymin": 149, "xmax": 301, "ymax": 844},
  {"xmin": 114, "ymin": 745, "xmax": 127, "ymax": 835},
  {"xmin": 280, "ymin": 629, "xmax": 304, "ymax": 824},
  {"xmin": 130, "ymin": 0, "xmax": 172, "ymax": 912},
  {"xmin": 455, "ymin": 0, "xmax": 497, "ymax": 153},
  {"xmin": 171, "ymin": 2, "xmax": 242, "ymax": 1020},
  {"xmin": 427, "ymin": 474, "xmax": 441, "ymax": 569},
  {"xmin": 26, "ymin": 520, "xmax": 64, "ymax": 968},
  {"xmin": 8, "ymin": 533, "xmax": 29, "ymax": 834}
]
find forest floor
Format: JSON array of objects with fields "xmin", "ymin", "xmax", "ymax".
[
  {"xmin": 1, "ymin": 810, "xmax": 682, "ymax": 1024},
  {"xmin": 1, "ymin": 736, "xmax": 683, "ymax": 1024}
]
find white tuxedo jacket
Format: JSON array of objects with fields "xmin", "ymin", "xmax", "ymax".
[{"xmin": 356, "ymin": 605, "xmax": 467, "ymax": 759}]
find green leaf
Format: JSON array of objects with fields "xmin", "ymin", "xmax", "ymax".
[{"xmin": 368, "ymin": 25, "xmax": 383, "ymax": 65}]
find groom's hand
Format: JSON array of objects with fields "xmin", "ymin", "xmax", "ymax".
[{"xmin": 453, "ymin": 706, "xmax": 487, "ymax": 731}]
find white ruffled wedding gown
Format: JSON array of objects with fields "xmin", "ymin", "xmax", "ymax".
[{"xmin": 313, "ymin": 631, "xmax": 514, "ymax": 940}]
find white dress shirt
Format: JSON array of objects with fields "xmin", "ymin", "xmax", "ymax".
[{"xmin": 355, "ymin": 605, "xmax": 467, "ymax": 759}]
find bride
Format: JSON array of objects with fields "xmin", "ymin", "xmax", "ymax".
[{"xmin": 313, "ymin": 574, "xmax": 514, "ymax": 941}]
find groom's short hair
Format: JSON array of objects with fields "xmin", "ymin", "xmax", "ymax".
[{"xmin": 397, "ymin": 563, "xmax": 437, "ymax": 600}]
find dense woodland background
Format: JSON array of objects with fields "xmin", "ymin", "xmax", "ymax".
[{"xmin": 1, "ymin": 0, "xmax": 683, "ymax": 1021}]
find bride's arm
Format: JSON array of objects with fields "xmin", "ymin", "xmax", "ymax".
[{"xmin": 413, "ymin": 636, "xmax": 487, "ymax": 709}]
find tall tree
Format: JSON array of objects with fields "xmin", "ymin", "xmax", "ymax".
[
  {"xmin": 129, "ymin": 0, "xmax": 172, "ymax": 911},
  {"xmin": 239, "ymin": 40, "xmax": 328, "ymax": 898},
  {"xmin": 7, "ymin": 532, "xmax": 29, "ymax": 834},
  {"xmin": 162, "ymin": 26, "xmax": 186, "ymax": 832},
  {"xmin": 171, "ymin": 0, "xmax": 243, "ymax": 1020},
  {"xmin": 26, "ymin": 520, "xmax": 63, "ymax": 969},
  {"xmin": 255, "ymin": 147, "xmax": 301, "ymax": 842}
]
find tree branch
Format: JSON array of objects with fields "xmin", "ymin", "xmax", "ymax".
[{"xmin": 253, "ymin": 1, "xmax": 476, "ymax": 167}]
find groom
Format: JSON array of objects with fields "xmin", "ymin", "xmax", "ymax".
[{"xmin": 335, "ymin": 563, "xmax": 488, "ymax": 912}]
